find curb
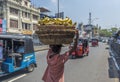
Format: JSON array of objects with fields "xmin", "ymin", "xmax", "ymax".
[
  {"xmin": 34, "ymin": 48, "xmax": 49, "ymax": 52},
  {"xmin": 34, "ymin": 45, "xmax": 49, "ymax": 52}
]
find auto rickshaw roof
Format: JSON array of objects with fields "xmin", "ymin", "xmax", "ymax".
[{"xmin": 0, "ymin": 33, "xmax": 32, "ymax": 40}]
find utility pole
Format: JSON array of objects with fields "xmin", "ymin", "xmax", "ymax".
[
  {"xmin": 58, "ymin": 0, "xmax": 59, "ymax": 18},
  {"xmin": 88, "ymin": 12, "xmax": 94, "ymax": 37},
  {"xmin": 88, "ymin": 12, "xmax": 92, "ymax": 25}
]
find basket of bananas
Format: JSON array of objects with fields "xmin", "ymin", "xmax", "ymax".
[{"xmin": 36, "ymin": 17, "xmax": 76, "ymax": 45}]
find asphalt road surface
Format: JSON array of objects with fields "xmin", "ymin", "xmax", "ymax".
[{"xmin": 0, "ymin": 42, "xmax": 118, "ymax": 82}]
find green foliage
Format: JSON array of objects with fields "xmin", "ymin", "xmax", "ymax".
[
  {"xmin": 99, "ymin": 29, "xmax": 110, "ymax": 37},
  {"xmin": 111, "ymin": 27, "xmax": 118, "ymax": 33},
  {"xmin": 99, "ymin": 27, "xmax": 118, "ymax": 37}
]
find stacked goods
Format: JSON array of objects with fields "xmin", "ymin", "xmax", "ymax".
[{"xmin": 36, "ymin": 17, "xmax": 76, "ymax": 45}]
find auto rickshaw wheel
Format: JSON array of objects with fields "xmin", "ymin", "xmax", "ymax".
[
  {"xmin": 26, "ymin": 64, "xmax": 35, "ymax": 72},
  {"xmin": 71, "ymin": 55, "xmax": 76, "ymax": 59}
]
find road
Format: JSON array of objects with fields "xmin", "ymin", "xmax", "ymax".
[{"xmin": 0, "ymin": 42, "xmax": 117, "ymax": 82}]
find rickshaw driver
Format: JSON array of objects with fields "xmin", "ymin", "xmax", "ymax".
[{"xmin": 16, "ymin": 42, "xmax": 24, "ymax": 53}]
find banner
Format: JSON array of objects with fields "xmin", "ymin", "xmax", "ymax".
[{"xmin": 2, "ymin": 19, "xmax": 7, "ymax": 33}]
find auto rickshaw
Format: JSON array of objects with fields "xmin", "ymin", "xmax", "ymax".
[
  {"xmin": 70, "ymin": 38, "xmax": 89, "ymax": 59},
  {"xmin": 0, "ymin": 33, "xmax": 37, "ymax": 77},
  {"xmin": 91, "ymin": 38, "xmax": 99, "ymax": 46}
]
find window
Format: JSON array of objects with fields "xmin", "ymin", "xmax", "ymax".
[
  {"xmin": 24, "ymin": 1, "xmax": 28, "ymax": 6},
  {"xmin": 22, "ymin": 23, "xmax": 31, "ymax": 30},
  {"xmin": 22, "ymin": 11, "xmax": 30, "ymax": 19},
  {"xmin": 10, "ymin": 7, "xmax": 18, "ymax": 16},
  {"xmin": 10, "ymin": 19, "xmax": 18, "ymax": 28},
  {"xmin": 25, "ymin": 12, "xmax": 27, "ymax": 17},
  {"xmin": 28, "ymin": 13, "xmax": 30, "ymax": 18},
  {"xmin": 22, "ymin": 12, "xmax": 25, "ymax": 17},
  {"xmin": 33, "ymin": 24, "xmax": 38, "ymax": 30},
  {"xmin": 28, "ymin": 24, "xmax": 31, "ymax": 29},
  {"xmin": 33, "ymin": 15, "xmax": 38, "ymax": 20}
]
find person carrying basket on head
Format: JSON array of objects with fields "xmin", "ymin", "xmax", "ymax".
[{"xmin": 42, "ymin": 30, "xmax": 79, "ymax": 82}]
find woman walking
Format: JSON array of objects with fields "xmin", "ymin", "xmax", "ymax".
[{"xmin": 42, "ymin": 31, "xmax": 79, "ymax": 82}]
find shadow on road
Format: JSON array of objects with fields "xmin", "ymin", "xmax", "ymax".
[
  {"xmin": 0, "ymin": 70, "xmax": 28, "ymax": 82},
  {"xmin": 105, "ymin": 47, "xmax": 109, "ymax": 49},
  {"xmin": 69, "ymin": 55, "xmax": 88, "ymax": 60}
]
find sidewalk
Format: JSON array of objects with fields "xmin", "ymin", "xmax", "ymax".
[{"xmin": 34, "ymin": 45, "xmax": 49, "ymax": 52}]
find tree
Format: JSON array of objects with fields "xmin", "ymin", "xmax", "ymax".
[
  {"xmin": 111, "ymin": 27, "xmax": 118, "ymax": 33},
  {"xmin": 99, "ymin": 29, "xmax": 112, "ymax": 37}
]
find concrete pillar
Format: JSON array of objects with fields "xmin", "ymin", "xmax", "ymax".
[
  {"xmin": 6, "ymin": 7, "xmax": 9, "ymax": 32},
  {"xmin": 19, "ymin": 8, "xmax": 22, "ymax": 33},
  {"xmin": 31, "ymin": 12, "xmax": 33, "ymax": 31}
]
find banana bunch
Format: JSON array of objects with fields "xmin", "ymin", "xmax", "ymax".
[{"xmin": 38, "ymin": 17, "xmax": 77, "ymax": 26}]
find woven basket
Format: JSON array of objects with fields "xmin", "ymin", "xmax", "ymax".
[
  {"xmin": 38, "ymin": 25, "xmax": 75, "ymax": 30},
  {"xmin": 36, "ymin": 25, "xmax": 76, "ymax": 45}
]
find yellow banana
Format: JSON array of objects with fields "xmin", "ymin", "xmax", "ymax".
[{"xmin": 38, "ymin": 17, "xmax": 76, "ymax": 26}]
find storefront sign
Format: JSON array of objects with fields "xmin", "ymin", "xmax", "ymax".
[{"xmin": 22, "ymin": 30, "xmax": 33, "ymax": 35}]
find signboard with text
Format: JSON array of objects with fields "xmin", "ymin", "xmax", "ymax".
[
  {"xmin": 2, "ymin": 19, "xmax": 6, "ymax": 33},
  {"xmin": 22, "ymin": 30, "xmax": 33, "ymax": 35}
]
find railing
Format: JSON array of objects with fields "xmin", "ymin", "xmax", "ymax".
[
  {"xmin": 106, "ymin": 39, "xmax": 120, "ymax": 79},
  {"xmin": 110, "ymin": 41, "xmax": 120, "ymax": 71}
]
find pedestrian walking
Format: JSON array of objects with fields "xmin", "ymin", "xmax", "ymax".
[{"xmin": 42, "ymin": 30, "xmax": 79, "ymax": 82}]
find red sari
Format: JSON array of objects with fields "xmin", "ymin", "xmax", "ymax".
[{"xmin": 42, "ymin": 49, "xmax": 69, "ymax": 82}]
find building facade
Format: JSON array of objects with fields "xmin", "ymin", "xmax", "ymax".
[
  {"xmin": 39, "ymin": 7, "xmax": 50, "ymax": 19},
  {"xmin": 78, "ymin": 23, "xmax": 99, "ymax": 38},
  {"xmin": 0, "ymin": 0, "xmax": 40, "ymax": 35}
]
